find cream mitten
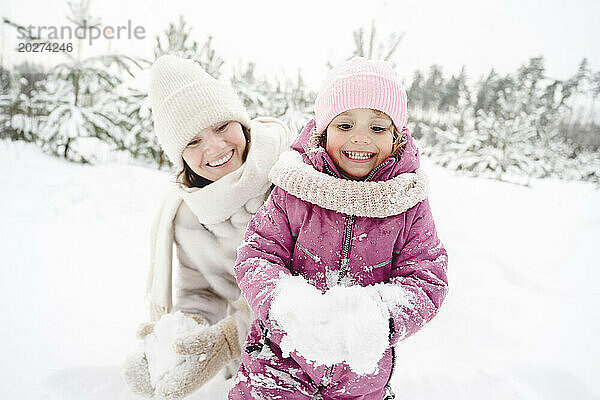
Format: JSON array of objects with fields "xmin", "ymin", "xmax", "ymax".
[
  {"xmin": 122, "ymin": 322, "xmax": 157, "ymax": 398},
  {"xmin": 152, "ymin": 315, "xmax": 240, "ymax": 400},
  {"xmin": 122, "ymin": 314, "xmax": 209, "ymax": 398}
]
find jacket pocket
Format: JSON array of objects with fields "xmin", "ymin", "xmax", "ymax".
[{"xmin": 292, "ymin": 240, "xmax": 323, "ymax": 276}]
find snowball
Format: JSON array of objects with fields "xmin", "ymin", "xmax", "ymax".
[
  {"xmin": 143, "ymin": 311, "xmax": 200, "ymax": 387},
  {"xmin": 271, "ymin": 275, "xmax": 389, "ymax": 375}
]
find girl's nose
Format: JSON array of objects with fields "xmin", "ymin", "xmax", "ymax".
[{"xmin": 350, "ymin": 132, "xmax": 371, "ymax": 144}]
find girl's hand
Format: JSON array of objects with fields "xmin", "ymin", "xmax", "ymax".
[{"xmin": 270, "ymin": 275, "xmax": 389, "ymax": 374}]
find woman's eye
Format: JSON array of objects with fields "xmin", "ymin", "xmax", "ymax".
[
  {"xmin": 187, "ymin": 139, "xmax": 201, "ymax": 146},
  {"xmin": 337, "ymin": 124, "xmax": 353, "ymax": 130},
  {"xmin": 216, "ymin": 122, "xmax": 229, "ymax": 132}
]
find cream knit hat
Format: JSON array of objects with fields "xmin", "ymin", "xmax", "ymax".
[{"xmin": 148, "ymin": 55, "xmax": 251, "ymax": 170}]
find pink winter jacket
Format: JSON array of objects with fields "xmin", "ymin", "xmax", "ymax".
[{"xmin": 234, "ymin": 119, "xmax": 448, "ymax": 394}]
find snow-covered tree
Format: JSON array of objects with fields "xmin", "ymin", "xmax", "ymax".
[
  {"xmin": 439, "ymin": 67, "xmax": 471, "ymax": 112},
  {"xmin": 154, "ymin": 15, "xmax": 224, "ymax": 78},
  {"xmin": 278, "ymin": 71, "xmax": 315, "ymax": 133},
  {"xmin": 349, "ymin": 20, "xmax": 404, "ymax": 64},
  {"xmin": 408, "ymin": 70, "xmax": 425, "ymax": 111},
  {"xmin": 232, "ymin": 63, "xmax": 315, "ymax": 133},
  {"xmin": 115, "ymin": 87, "xmax": 168, "ymax": 167},
  {"xmin": 0, "ymin": 62, "xmax": 47, "ymax": 142},
  {"xmin": 6, "ymin": 1, "xmax": 145, "ymax": 162}
]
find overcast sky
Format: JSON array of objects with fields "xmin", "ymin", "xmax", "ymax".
[{"xmin": 1, "ymin": 0, "xmax": 598, "ymax": 89}]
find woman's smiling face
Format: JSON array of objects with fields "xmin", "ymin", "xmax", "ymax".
[
  {"xmin": 325, "ymin": 108, "xmax": 394, "ymax": 180},
  {"xmin": 182, "ymin": 121, "xmax": 246, "ymax": 181}
]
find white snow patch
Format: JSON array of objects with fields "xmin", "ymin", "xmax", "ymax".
[
  {"xmin": 356, "ymin": 233, "xmax": 368, "ymax": 241},
  {"xmin": 2, "ymin": 142, "xmax": 599, "ymax": 399},
  {"xmin": 142, "ymin": 311, "xmax": 201, "ymax": 387},
  {"xmin": 271, "ymin": 275, "xmax": 389, "ymax": 375},
  {"xmin": 370, "ymin": 282, "xmax": 412, "ymax": 313}
]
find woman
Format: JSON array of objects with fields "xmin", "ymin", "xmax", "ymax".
[{"xmin": 122, "ymin": 55, "xmax": 295, "ymax": 399}]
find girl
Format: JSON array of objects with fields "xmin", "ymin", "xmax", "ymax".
[
  {"xmin": 122, "ymin": 55, "xmax": 295, "ymax": 399},
  {"xmin": 230, "ymin": 58, "xmax": 448, "ymax": 399}
]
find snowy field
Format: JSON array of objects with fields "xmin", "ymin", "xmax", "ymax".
[{"xmin": 1, "ymin": 139, "xmax": 599, "ymax": 400}]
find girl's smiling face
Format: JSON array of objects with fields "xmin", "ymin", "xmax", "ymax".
[
  {"xmin": 182, "ymin": 121, "xmax": 246, "ymax": 181},
  {"xmin": 325, "ymin": 108, "xmax": 394, "ymax": 180}
]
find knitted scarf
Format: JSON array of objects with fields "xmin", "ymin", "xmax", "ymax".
[{"xmin": 269, "ymin": 151, "xmax": 429, "ymax": 218}]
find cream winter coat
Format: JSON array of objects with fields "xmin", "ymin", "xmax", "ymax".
[{"xmin": 145, "ymin": 117, "xmax": 294, "ymax": 347}]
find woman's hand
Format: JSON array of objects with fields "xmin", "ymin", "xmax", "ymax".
[
  {"xmin": 152, "ymin": 316, "xmax": 240, "ymax": 399},
  {"xmin": 122, "ymin": 313, "xmax": 224, "ymax": 400}
]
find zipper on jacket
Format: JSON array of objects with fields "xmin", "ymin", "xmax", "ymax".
[
  {"xmin": 319, "ymin": 155, "xmax": 392, "ymax": 389},
  {"xmin": 334, "ymin": 158, "xmax": 393, "ymax": 284},
  {"xmin": 383, "ymin": 347, "xmax": 397, "ymax": 399},
  {"xmin": 320, "ymin": 157, "xmax": 343, "ymax": 389},
  {"xmin": 322, "ymin": 157, "xmax": 336, "ymax": 177},
  {"xmin": 337, "ymin": 214, "xmax": 355, "ymax": 285},
  {"xmin": 365, "ymin": 158, "xmax": 393, "ymax": 182},
  {"xmin": 323, "ymin": 365, "xmax": 334, "ymax": 388}
]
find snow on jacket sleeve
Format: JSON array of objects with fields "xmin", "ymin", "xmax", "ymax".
[
  {"xmin": 234, "ymin": 186, "xmax": 294, "ymax": 325},
  {"xmin": 384, "ymin": 198, "xmax": 448, "ymax": 346}
]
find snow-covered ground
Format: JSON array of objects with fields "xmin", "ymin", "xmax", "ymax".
[{"xmin": 1, "ymin": 139, "xmax": 599, "ymax": 400}]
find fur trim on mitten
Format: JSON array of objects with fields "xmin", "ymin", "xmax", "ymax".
[
  {"xmin": 136, "ymin": 322, "xmax": 156, "ymax": 340},
  {"xmin": 122, "ymin": 349, "xmax": 154, "ymax": 398}
]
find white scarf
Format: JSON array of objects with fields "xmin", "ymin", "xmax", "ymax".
[{"xmin": 175, "ymin": 118, "xmax": 283, "ymax": 224}]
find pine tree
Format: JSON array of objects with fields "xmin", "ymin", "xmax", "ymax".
[
  {"xmin": 276, "ymin": 70, "xmax": 315, "ymax": 133},
  {"xmin": 0, "ymin": 62, "xmax": 47, "ymax": 142},
  {"xmin": 350, "ymin": 21, "xmax": 404, "ymax": 64},
  {"xmin": 408, "ymin": 70, "xmax": 424, "ymax": 109},
  {"xmin": 231, "ymin": 63, "xmax": 314, "ymax": 133},
  {"xmin": 115, "ymin": 88, "xmax": 165, "ymax": 166},
  {"xmin": 439, "ymin": 67, "xmax": 471, "ymax": 113},
  {"xmin": 23, "ymin": 1, "xmax": 146, "ymax": 163},
  {"xmin": 154, "ymin": 15, "xmax": 224, "ymax": 78},
  {"xmin": 231, "ymin": 62, "xmax": 272, "ymax": 119},
  {"xmin": 422, "ymin": 65, "xmax": 444, "ymax": 111}
]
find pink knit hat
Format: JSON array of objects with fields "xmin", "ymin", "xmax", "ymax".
[{"xmin": 314, "ymin": 57, "xmax": 408, "ymax": 133}]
